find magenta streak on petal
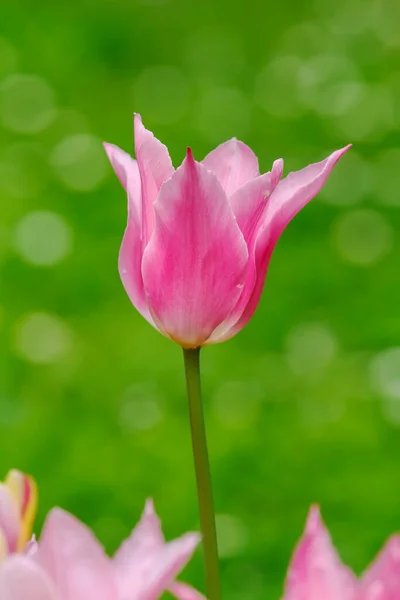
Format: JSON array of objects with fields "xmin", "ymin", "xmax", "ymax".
[
  {"xmin": 104, "ymin": 142, "xmax": 155, "ymax": 327},
  {"xmin": 141, "ymin": 148, "xmax": 248, "ymax": 348},
  {"xmin": 134, "ymin": 114, "xmax": 174, "ymax": 246},
  {"xmin": 202, "ymin": 138, "xmax": 260, "ymax": 197},
  {"xmin": 213, "ymin": 145, "xmax": 351, "ymax": 343}
]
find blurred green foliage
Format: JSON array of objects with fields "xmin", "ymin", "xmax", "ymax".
[{"xmin": 1, "ymin": 0, "xmax": 400, "ymax": 597}]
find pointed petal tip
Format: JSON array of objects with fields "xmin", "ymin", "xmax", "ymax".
[
  {"xmin": 305, "ymin": 504, "xmax": 323, "ymax": 534},
  {"xmin": 144, "ymin": 498, "xmax": 156, "ymax": 516}
]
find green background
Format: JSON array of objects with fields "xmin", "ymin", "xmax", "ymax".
[{"xmin": 1, "ymin": 0, "xmax": 400, "ymax": 597}]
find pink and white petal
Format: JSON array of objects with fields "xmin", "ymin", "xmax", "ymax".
[
  {"xmin": 230, "ymin": 159, "xmax": 283, "ymax": 244},
  {"xmin": 0, "ymin": 483, "xmax": 20, "ymax": 553},
  {"xmin": 0, "ymin": 556, "xmax": 59, "ymax": 600},
  {"xmin": 136, "ymin": 533, "xmax": 201, "ymax": 600},
  {"xmin": 206, "ymin": 159, "xmax": 283, "ymax": 345},
  {"xmin": 119, "ymin": 222, "xmax": 156, "ymax": 327},
  {"xmin": 359, "ymin": 535, "xmax": 400, "ymax": 600},
  {"xmin": 216, "ymin": 145, "xmax": 350, "ymax": 342},
  {"xmin": 142, "ymin": 149, "xmax": 248, "ymax": 348},
  {"xmin": 134, "ymin": 114, "xmax": 174, "ymax": 244},
  {"xmin": 169, "ymin": 581, "xmax": 207, "ymax": 600},
  {"xmin": 202, "ymin": 138, "xmax": 259, "ymax": 197},
  {"xmin": 114, "ymin": 500, "xmax": 165, "ymax": 597},
  {"xmin": 37, "ymin": 509, "xmax": 117, "ymax": 600},
  {"xmin": 104, "ymin": 143, "xmax": 154, "ymax": 325},
  {"xmin": 283, "ymin": 506, "xmax": 357, "ymax": 600}
]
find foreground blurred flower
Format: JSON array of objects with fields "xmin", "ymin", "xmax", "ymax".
[
  {"xmin": 283, "ymin": 505, "xmax": 400, "ymax": 600},
  {"xmin": 0, "ymin": 499, "xmax": 203, "ymax": 600},
  {"xmin": 104, "ymin": 115, "xmax": 350, "ymax": 348},
  {"xmin": 0, "ymin": 470, "xmax": 37, "ymax": 559}
]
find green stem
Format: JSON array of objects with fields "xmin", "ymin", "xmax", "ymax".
[{"xmin": 183, "ymin": 348, "xmax": 221, "ymax": 600}]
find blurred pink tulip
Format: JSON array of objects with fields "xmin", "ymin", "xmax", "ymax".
[
  {"xmin": 104, "ymin": 115, "xmax": 350, "ymax": 348},
  {"xmin": 0, "ymin": 470, "xmax": 37, "ymax": 559},
  {"xmin": 0, "ymin": 499, "xmax": 203, "ymax": 600},
  {"xmin": 283, "ymin": 505, "xmax": 400, "ymax": 600}
]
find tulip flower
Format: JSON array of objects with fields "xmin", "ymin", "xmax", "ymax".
[
  {"xmin": 0, "ymin": 470, "xmax": 37, "ymax": 559},
  {"xmin": 104, "ymin": 115, "xmax": 349, "ymax": 349},
  {"xmin": 0, "ymin": 499, "xmax": 203, "ymax": 600},
  {"xmin": 283, "ymin": 505, "xmax": 400, "ymax": 600},
  {"xmin": 104, "ymin": 116, "xmax": 351, "ymax": 600}
]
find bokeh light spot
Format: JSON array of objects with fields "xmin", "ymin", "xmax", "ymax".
[
  {"xmin": 330, "ymin": 85, "xmax": 395, "ymax": 142},
  {"xmin": 0, "ymin": 74, "xmax": 56, "ymax": 134},
  {"xmin": 119, "ymin": 384, "xmax": 162, "ymax": 431},
  {"xmin": 319, "ymin": 152, "xmax": 374, "ymax": 206},
  {"xmin": 370, "ymin": 348, "xmax": 400, "ymax": 401},
  {"xmin": 14, "ymin": 313, "xmax": 73, "ymax": 364},
  {"xmin": 13, "ymin": 210, "xmax": 73, "ymax": 266},
  {"xmin": 215, "ymin": 514, "xmax": 248, "ymax": 558},
  {"xmin": 333, "ymin": 209, "xmax": 393, "ymax": 266},
  {"xmin": 50, "ymin": 134, "xmax": 108, "ymax": 191},
  {"xmin": 286, "ymin": 323, "xmax": 338, "ymax": 377}
]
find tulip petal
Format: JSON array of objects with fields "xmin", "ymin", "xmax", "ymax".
[
  {"xmin": 215, "ymin": 145, "xmax": 350, "ymax": 342},
  {"xmin": 142, "ymin": 149, "xmax": 248, "ymax": 347},
  {"xmin": 206, "ymin": 159, "xmax": 283, "ymax": 344},
  {"xmin": 0, "ymin": 483, "xmax": 20, "ymax": 553},
  {"xmin": 134, "ymin": 114, "xmax": 174, "ymax": 244},
  {"xmin": 202, "ymin": 138, "xmax": 259, "ymax": 197},
  {"xmin": 230, "ymin": 159, "xmax": 284, "ymax": 244},
  {"xmin": 169, "ymin": 581, "xmax": 207, "ymax": 600},
  {"xmin": 137, "ymin": 533, "xmax": 201, "ymax": 600},
  {"xmin": 114, "ymin": 499, "xmax": 164, "ymax": 597},
  {"xmin": 37, "ymin": 509, "xmax": 117, "ymax": 600},
  {"xmin": 359, "ymin": 535, "xmax": 400, "ymax": 599},
  {"xmin": 104, "ymin": 142, "xmax": 155, "ymax": 325},
  {"xmin": 283, "ymin": 506, "xmax": 356, "ymax": 600},
  {"xmin": 5, "ymin": 470, "xmax": 38, "ymax": 552},
  {"xmin": 0, "ymin": 556, "xmax": 59, "ymax": 600}
]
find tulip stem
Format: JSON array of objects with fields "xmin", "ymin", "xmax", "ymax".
[{"xmin": 183, "ymin": 347, "xmax": 221, "ymax": 600}]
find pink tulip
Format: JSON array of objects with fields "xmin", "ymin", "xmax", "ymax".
[
  {"xmin": 0, "ymin": 470, "xmax": 37, "ymax": 559},
  {"xmin": 283, "ymin": 505, "xmax": 400, "ymax": 600},
  {"xmin": 0, "ymin": 499, "xmax": 204, "ymax": 600},
  {"xmin": 104, "ymin": 115, "xmax": 350, "ymax": 348}
]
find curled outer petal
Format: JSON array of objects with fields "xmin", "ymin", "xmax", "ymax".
[
  {"xmin": 104, "ymin": 142, "xmax": 156, "ymax": 327},
  {"xmin": 142, "ymin": 148, "xmax": 248, "ymax": 348},
  {"xmin": 134, "ymin": 113, "xmax": 174, "ymax": 245},
  {"xmin": 213, "ymin": 145, "xmax": 351, "ymax": 343}
]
